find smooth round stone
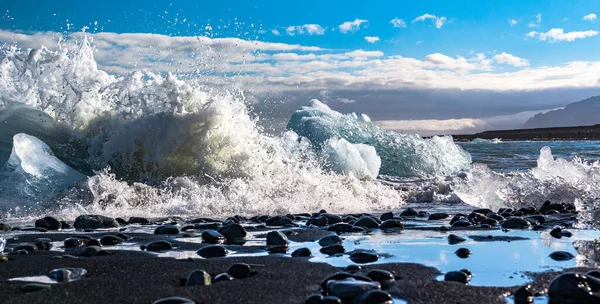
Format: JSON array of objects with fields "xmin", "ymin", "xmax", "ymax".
[
  {"xmin": 228, "ymin": 263, "xmax": 255, "ymax": 278},
  {"xmin": 291, "ymin": 247, "xmax": 312, "ymax": 257},
  {"xmin": 481, "ymin": 218, "xmax": 499, "ymax": 226},
  {"xmin": 213, "ymin": 273, "xmax": 234, "ymax": 282},
  {"xmin": 74, "ymin": 215, "xmax": 119, "ymax": 229},
  {"xmin": 9, "ymin": 249, "xmax": 29, "ymax": 255},
  {"xmin": 201, "ymin": 230, "xmax": 225, "ymax": 244},
  {"xmin": 473, "ymin": 208, "xmax": 493, "ymax": 216},
  {"xmin": 448, "ymin": 234, "xmax": 466, "ymax": 245},
  {"xmin": 86, "ymin": 239, "xmax": 102, "ymax": 247},
  {"xmin": 305, "ymin": 295, "xmax": 324, "ymax": 304},
  {"xmin": 35, "ymin": 216, "xmax": 62, "ymax": 230},
  {"xmin": 380, "ymin": 212, "xmax": 394, "ymax": 221},
  {"xmin": 501, "ymin": 217, "xmax": 531, "ymax": 229},
  {"xmin": 217, "ymin": 223, "xmax": 247, "ymax": 241},
  {"xmin": 319, "ymin": 235, "xmax": 343, "ymax": 247},
  {"xmin": 196, "ymin": 245, "xmax": 227, "ymax": 258},
  {"xmin": 143, "ymin": 241, "xmax": 173, "ymax": 251},
  {"xmin": 367, "ymin": 269, "xmax": 394, "ymax": 282},
  {"xmin": 152, "ymin": 297, "xmax": 195, "ymax": 304},
  {"xmin": 100, "ymin": 235, "xmax": 123, "ymax": 246},
  {"xmin": 194, "ymin": 222, "xmax": 222, "ymax": 230},
  {"xmin": 444, "ymin": 271, "xmax": 470, "ymax": 284},
  {"xmin": 400, "ymin": 208, "xmax": 419, "ymax": 216},
  {"xmin": 428, "ymin": 213, "xmax": 449, "ymax": 220},
  {"xmin": 345, "ymin": 265, "xmax": 363, "ymax": 272},
  {"xmin": 487, "ymin": 213, "xmax": 504, "ymax": 221},
  {"xmin": 550, "ymin": 227, "xmax": 562, "ymax": 238},
  {"xmin": 154, "ymin": 225, "xmax": 179, "ymax": 235},
  {"xmin": 128, "ymin": 217, "xmax": 150, "ymax": 224},
  {"xmin": 114, "ymin": 233, "xmax": 131, "ymax": 240},
  {"xmin": 185, "ymin": 269, "xmax": 211, "ymax": 286},
  {"xmin": 321, "ymin": 296, "xmax": 342, "ymax": 304},
  {"xmin": 354, "ymin": 290, "xmax": 393, "ymax": 304},
  {"xmin": 48, "ymin": 268, "xmax": 87, "ymax": 283},
  {"xmin": 321, "ymin": 273, "xmax": 373, "ymax": 292},
  {"xmin": 265, "ymin": 216, "xmax": 294, "ymax": 226},
  {"xmin": 349, "ymin": 251, "xmax": 379, "ymax": 264},
  {"xmin": 440, "ymin": 226, "xmax": 451, "ymax": 232},
  {"xmin": 311, "ymin": 216, "xmax": 328, "ymax": 226},
  {"xmin": 328, "ymin": 223, "xmax": 353, "ymax": 233},
  {"xmin": 320, "ymin": 244, "xmax": 345, "ymax": 256},
  {"xmin": 451, "ymin": 219, "xmax": 472, "ymax": 227},
  {"xmin": 34, "ymin": 241, "xmax": 53, "ymax": 251},
  {"xmin": 548, "ymin": 273, "xmax": 600, "ymax": 302},
  {"xmin": 14, "ymin": 244, "xmax": 38, "ymax": 252},
  {"xmin": 514, "ymin": 285, "xmax": 533, "ymax": 303},
  {"xmin": 0, "ymin": 223, "xmax": 12, "ymax": 232},
  {"xmin": 78, "ymin": 246, "xmax": 101, "ymax": 257},
  {"xmin": 378, "ymin": 219, "xmax": 404, "ymax": 230},
  {"xmin": 321, "ymin": 213, "xmax": 343, "ymax": 225},
  {"xmin": 455, "ymin": 248, "xmax": 471, "ymax": 259},
  {"xmin": 266, "ymin": 231, "xmax": 289, "ymax": 247},
  {"xmin": 64, "ymin": 238, "xmax": 88, "ymax": 248},
  {"xmin": 352, "ymin": 226, "xmax": 367, "ymax": 233},
  {"xmin": 354, "ymin": 216, "xmax": 380, "ymax": 229},
  {"xmin": 327, "ymin": 279, "xmax": 381, "ymax": 301},
  {"xmin": 549, "ymin": 251, "xmax": 575, "ymax": 261},
  {"xmin": 21, "ymin": 283, "xmax": 51, "ymax": 292},
  {"xmin": 450, "ymin": 214, "xmax": 466, "ymax": 225},
  {"xmin": 526, "ymin": 215, "xmax": 545, "ymax": 224}
]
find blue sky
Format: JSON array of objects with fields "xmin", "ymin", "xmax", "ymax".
[{"xmin": 1, "ymin": 0, "xmax": 600, "ymax": 134}]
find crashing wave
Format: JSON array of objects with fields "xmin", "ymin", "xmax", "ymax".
[
  {"xmin": 0, "ymin": 38, "xmax": 412, "ymax": 219},
  {"xmin": 288, "ymin": 100, "xmax": 472, "ymax": 177},
  {"xmin": 471, "ymin": 138, "xmax": 502, "ymax": 144}
]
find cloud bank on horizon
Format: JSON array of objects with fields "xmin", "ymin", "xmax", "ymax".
[{"xmin": 1, "ymin": 0, "xmax": 600, "ymax": 135}]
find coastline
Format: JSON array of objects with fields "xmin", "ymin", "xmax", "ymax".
[{"xmin": 441, "ymin": 124, "xmax": 600, "ymax": 142}]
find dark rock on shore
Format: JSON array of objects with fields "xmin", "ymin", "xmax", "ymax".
[
  {"xmin": 400, "ymin": 208, "xmax": 419, "ymax": 217},
  {"xmin": 354, "ymin": 290, "xmax": 393, "ymax": 304},
  {"xmin": 327, "ymin": 279, "xmax": 381, "ymax": 301},
  {"xmin": 321, "ymin": 245, "xmax": 345, "ymax": 256},
  {"xmin": 292, "ymin": 247, "xmax": 312, "ymax": 257},
  {"xmin": 513, "ymin": 285, "xmax": 533, "ymax": 303},
  {"xmin": 142, "ymin": 241, "xmax": 173, "ymax": 252},
  {"xmin": 35, "ymin": 217, "xmax": 62, "ymax": 230},
  {"xmin": 455, "ymin": 248, "xmax": 471, "ymax": 258},
  {"xmin": 380, "ymin": 212, "xmax": 394, "ymax": 221},
  {"xmin": 548, "ymin": 272, "xmax": 600, "ymax": 303},
  {"xmin": 201, "ymin": 230, "xmax": 225, "ymax": 244},
  {"xmin": 444, "ymin": 271, "xmax": 470, "ymax": 284},
  {"xmin": 100, "ymin": 235, "xmax": 123, "ymax": 246},
  {"xmin": 366, "ymin": 269, "xmax": 394, "ymax": 283},
  {"xmin": 64, "ymin": 238, "xmax": 88, "ymax": 248},
  {"xmin": 185, "ymin": 270, "xmax": 211, "ymax": 286},
  {"xmin": 266, "ymin": 231, "xmax": 289, "ymax": 247},
  {"xmin": 501, "ymin": 217, "xmax": 530, "ymax": 229},
  {"xmin": 0, "ymin": 222, "xmax": 11, "ymax": 232},
  {"xmin": 196, "ymin": 245, "xmax": 228, "ymax": 258},
  {"xmin": 213, "ymin": 273, "xmax": 234, "ymax": 282},
  {"xmin": 379, "ymin": 219, "xmax": 404, "ymax": 230},
  {"xmin": 428, "ymin": 213, "xmax": 449, "ymax": 221},
  {"xmin": 154, "ymin": 225, "xmax": 179, "ymax": 235},
  {"xmin": 448, "ymin": 234, "xmax": 466, "ymax": 245},
  {"xmin": 548, "ymin": 251, "xmax": 575, "ymax": 261},
  {"xmin": 265, "ymin": 216, "xmax": 294, "ymax": 227},
  {"xmin": 217, "ymin": 223, "xmax": 247, "ymax": 242},
  {"xmin": 354, "ymin": 216, "xmax": 380, "ymax": 229},
  {"xmin": 228, "ymin": 263, "xmax": 255, "ymax": 278},
  {"xmin": 128, "ymin": 217, "xmax": 150, "ymax": 225},
  {"xmin": 328, "ymin": 223, "xmax": 354, "ymax": 233},
  {"xmin": 74, "ymin": 215, "xmax": 119, "ymax": 229},
  {"xmin": 319, "ymin": 235, "xmax": 343, "ymax": 247},
  {"xmin": 349, "ymin": 251, "xmax": 379, "ymax": 264}
]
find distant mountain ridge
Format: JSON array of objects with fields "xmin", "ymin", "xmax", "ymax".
[{"xmin": 523, "ymin": 96, "xmax": 600, "ymax": 129}]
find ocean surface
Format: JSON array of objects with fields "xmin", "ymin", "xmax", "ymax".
[{"xmin": 0, "ymin": 41, "xmax": 599, "ymax": 229}]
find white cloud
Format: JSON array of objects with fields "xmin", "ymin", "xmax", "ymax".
[
  {"xmin": 583, "ymin": 13, "xmax": 597, "ymax": 21},
  {"xmin": 338, "ymin": 98, "xmax": 356, "ymax": 103},
  {"xmin": 493, "ymin": 52, "xmax": 529, "ymax": 67},
  {"xmin": 412, "ymin": 14, "xmax": 447, "ymax": 28},
  {"xmin": 528, "ymin": 14, "xmax": 542, "ymax": 27},
  {"xmin": 390, "ymin": 18, "xmax": 407, "ymax": 28},
  {"xmin": 528, "ymin": 28, "xmax": 598, "ymax": 42},
  {"xmin": 339, "ymin": 19, "xmax": 368, "ymax": 33},
  {"xmin": 364, "ymin": 36, "xmax": 380, "ymax": 43},
  {"xmin": 271, "ymin": 29, "xmax": 281, "ymax": 36},
  {"xmin": 3, "ymin": 29, "xmax": 600, "ymax": 94},
  {"xmin": 285, "ymin": 24, "xmax": 325, "ymax": 36},
  {"xmin": 508, "ymin": 19, "xmax": 518, "ymax": 26}
]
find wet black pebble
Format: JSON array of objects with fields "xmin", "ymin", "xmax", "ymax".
[
  {"xmin": 587, "ymin": 270, "xmax": 600, "ymax": 279},
  {"xmin": 548, "ymin": 272, "xmax": 600, "ymax": 303},
  {"xmin": 143, "ymin": 241, "xmax": 173, "ymax": 251},
  {"xmin": 228, "ymin": 263, "xmax": 255, "ymax": 278},
  {"xmin": 311, "ymin": 216, "xmax": 329, "ymax": 226},
  {"xmin": 292, "ymin": 247, "xmax": 312, "ymax": 257},
  {"xmin": 444, "ymin": 271, "xmax": 470, "ymax": 284},
  {"xmin": 196, "ymin": 245, "xmax": 227, "ymax": 258},
  {"xmin": 354, "ymin": 216, "xmax": 380, "ymax": 229},
  {"xmin": 378, "ymin": 219, "xmax": 404, "ymax": 230},
  {"xmin": 501, "ymin": 217, "xmax": 531, "ymax": 229},
  {"xmin": 35, "ymin": 216, "xmax": 62, "ymax": 230},
  {"xmin": 74, "ymin": 215, "xmax": 119, "ymax": 229},
  {"xmin": 328, "ymin": 223, "xmax": 354, "ymax": 233},
  {"xmin": 320, "ymin": 244, "xmax": 345, "ymax": 255},
  {"xmin": 345, "ymin": 265, "xmax": 363, "ymax": 272},
  {"xmin": 513, "ymin": 284, "xmax": 533, "ymax": 303},
  {"xmin": 128, "ymin": 217, "xmax": 149, "ymax": 224},
  {"xmin": 185, "ymin": 269, "xmax": 211, "ymax": 286},
  {"xmin": 64, "ymin": 238, "xmax": 88, "ymax": 248},
  {"xmin": 321, "ymin": 273, "xmax": 373, "ymax": 292},
  {"xmin": 100, "ymin": 235, "xmax": 123, "ymax": 246},
  {"xmin": 366, "ymin": 269, "xmax": 394, "ymax": 283},
  {"xmin": 354, "ymin": 290, "xmax": 393, "ymax": 304},
  {"xmin": 451, "ymin": 219, "xmax": 471, "ymax": 227},
  {"xmin": 152, "ymin": 297, "xmax": 196, "ymax": 304},
  {"xmin": 349, "ymin": 251, "xmax": 379, "ymax": 264},
  {"xmin": 481, "ymin": 218, "xmax": 499, "ymax": 226},
  {"xmin": 400, "ymin": 208, "xmax": 419, "ymax": 217},
  {"xmin": 428, "ymin": 213, "xmax": 449, "ymax": 220},
  {"xmin": 305, "ymin": 295, "xmax": 324, "ymax": 304},
  {"xmin": 216, "ymin": 223, "xmax": 247, "ymax": 241},
  {"xmin": 550, "ymin": 227, "xmax": 562, "ymax": 238},
  {"xmin": 201, "ymin": 230, "xmax": 225, "ymax": 244},
  {"xmin": 380, "ymin": 212, "xmax": 394, "ymax": 221},
  {"xmin": 34, "ymin": 241, "xmax": 53, "ymax": 251},
  {"xmin": 455, "ymin": 248, "xmax": 471, "ymax": 258},
  {"xmin": 319, "ymin": 235, "xmax": 343, "ymax": 247},
  {"xmin": 327, "ymin": 279, "xmax": 381, "ymax": 301},
  {"xmin": 213, "ymin": 273, "xmax": 234, "ymax": 282},
  {"xmin": 265, "ymin": 215, "xmax": 294, "ymax": 226},
  {"xmin": 548, "ymin": 251, "xmax": 575, "ymax": 261},
  {"xmin": 266, "ymin": 230, "xmax": 289, "ymax": 247},
  {"xmin": 154, "ymin": 225, "xmax": 179, "ymax": 235},
  {"xmin": 194, "ymin": 222, "xmax": 222, "ymax": 230},
  {"xmin": 448, "ymin": 234, "xmax": 466, "ymax": 245}
]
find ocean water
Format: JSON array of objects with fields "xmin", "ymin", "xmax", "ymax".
[{"xmin": 0, "ymin": 40, "xmax": 600, "ymax": 228}]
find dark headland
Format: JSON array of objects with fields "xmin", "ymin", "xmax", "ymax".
[{"xmin": 448, "ymin": 124, "xmax": 600, "ymax": 142}]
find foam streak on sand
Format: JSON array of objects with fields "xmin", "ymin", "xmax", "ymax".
[{"xmin": 0, "ymin": 38, "xmax": 471, "ymax": 219}]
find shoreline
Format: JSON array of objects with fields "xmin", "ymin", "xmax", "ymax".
[{"xmin": 437, "ymin": 124, "xmax": 600, "ymax": 142}]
